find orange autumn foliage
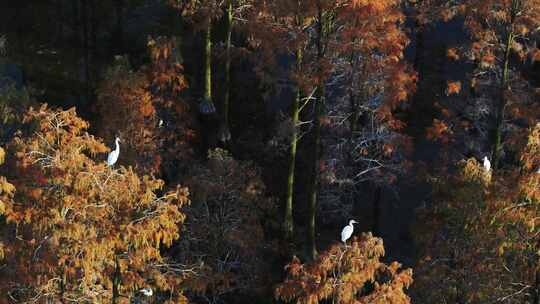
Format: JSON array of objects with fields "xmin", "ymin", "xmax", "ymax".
[
  {"xmin": 0, "ymin": 105, "xmax": 189, "ymax": 303},
  {"xmin": 95, "ymin": 37, "xmax": 198, "ymax": 180},
  {"xmin": 143, "ymin": 36, "xmax": 199, "ymax": 180},
  {"xmin": 446, "ymin": 47, "xmax": 460, "ymax": 61},
  {"xmin": 445, "ymin": 81, "xmax": 461, "ymax": 96},
  {"xmin": 338, "ymin": 0, "xmax": 416, "ymax": 128},
  {"xmin": 414, "ymin": 125, "xmax": 540, "ymax": 303},
  {"xmin": 426, "ymin": 119, "xmax": 452, "ymax": 144},
  {"xmin": 463, "ymin": 0, "xmax": 540, "ymax": 67},
  {"xmin": 275, "ymin": 233, "xmax": 413, "ymax": 304},
  {"xmin": 146, "ymin": 36, "xmax": 188, "ymax": 97},
  {"xmin": 94, "ymin": 57, "xmax": 161, "ymax": 175}
]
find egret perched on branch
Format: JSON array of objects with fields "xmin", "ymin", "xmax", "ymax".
[
  {"xmin": 139, "ymin": 287, "xmax": 153, "ymax": 297},
  {"xmin": 107, "ymin": 137, "xmax": 121, "ymax": 166},
  {"xmin": 341, "ymin": 220, "xmax": 358, "ymax": 245},
  {"xmin": 483, "ymin": 156, "xmax": 491, "ymax": 172}
]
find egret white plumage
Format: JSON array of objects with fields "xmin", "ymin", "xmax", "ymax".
[
  {"xmin": 341, "ymin": 220, "xmax": 358, "ymax": 244},
  {"xmin": 139, "ymin": 287, "xmax": 153, "ymax": 296},
  {"xmin": 483, "ymin": 156, "xmax": 491, "ymax": 172},
  {"xmin": 107, "ymin": 137, "xmax": 121, "ymax": 166}
]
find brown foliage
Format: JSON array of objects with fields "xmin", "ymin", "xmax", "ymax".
[
  {"xmin": 275, "ymin": 233, "xmax": 413, "ymax": 304},
  {"xmin": 94, "ymin": 57, "xmax": 160, "ymax": 175},
  {"xmin": 176, "ymin": 148, "xmax": 277, "ymax": 301},
  {"xmin": 0, "ymin": 105, "xmax": 189, "ymax": 302},
  {"xmin": 426, "ymin": 119, "xmax": 452, "ymax": 144},
  {"xmin": 446, "ymin": 47, "xmax": 460, "ymax": 61},
  {"xmin": 144, "ymin": 36, "xmax": 199, "ymax": 179},
  {"xmin": 445, "ymin": 81, "xmax": 461, "ymax": 96},
  {"xmin": 414, "ymin": 125, "xmax": 540, "ymax": 303},
  {"xmin": 94, "ymin": 37, "xmax": 198, "ymax": 179}
]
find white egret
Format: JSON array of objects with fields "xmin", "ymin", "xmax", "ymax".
[
  {"xmin": 341, "ymin": 220, "xmax": 358, "ymax": 244},
  {"xmin": 483, "ymin": 156, "xmax": 491, "ymax": 172},
  {"xmin": 107, "ymin": 137, "xmax": 121, "ymax": 166},
  {"xmin": 139, "ymin": 287, "xmax": 153, "ymax": 297},
  {"xmin": 158, "ymin": 119, "xmax": 164, "ymax": 128}
]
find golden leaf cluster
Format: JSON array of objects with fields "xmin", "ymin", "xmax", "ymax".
[
  {"xmin": 0, "ymin": 106, "xmax": 190, "ymax": 303},
  {"xmin": 276, "ymin": 233, "xmax": 412, "ymax": 304},
  {"xmin": 414, "ymin": 126, "xmax": 540, "ymax": 302}
]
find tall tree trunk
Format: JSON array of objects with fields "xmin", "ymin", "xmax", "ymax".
[
  {"xmin": 200, "ymin": 20, "xmax": 218, "ymax": 151},
  {"xmin": 491, "ymin": 29, "xmax": 513, "ymax": 170},
  {"xmin": 285, "ymin": 14, "xmax": 303, "ymax": 243},
  {"xmin": 307, "ymin": 93, "xmax": 321, "ymax": 259},
  {"xmin": 492, "ymin": 1, "xmax": 521, "ymax": 170},
  {"xmin": 112, "ymin": 256, "xmax": 121, "ymax": 304},
  {"xmin": 285, "ymin": 54, "xmax": 301, "ymax": 242},
  {"xmin": 349, "ymin": 92, "xmax": 358, "ymax": 138},
  {"xmin": 224, "ymin": 0, "xmax": 233, "ymax": 136},
  {"xmin": 204, "ymin": 20, "xmax": 212, "ymax": 103},
  {"xmin": 307, "ymin": 1, "xmax": 325, "ymax": 260},
  {"xmin": 347, "ymin": 17, "xmax": 360, "ymax": 139}
]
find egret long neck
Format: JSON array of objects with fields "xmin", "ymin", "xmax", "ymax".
[{"xmin": 115, "ymin": 139, "xmax": 120, "ymax": 152}]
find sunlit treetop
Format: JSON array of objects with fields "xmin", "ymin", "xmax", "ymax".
[{"xmin": 0, "ymin": 105, "xmax": 190, "ymax": 303}]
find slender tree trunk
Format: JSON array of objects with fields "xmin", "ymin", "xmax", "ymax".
[
  {"xmin": 224, "ymin": 0, "xmax": 233, "ymax": 134},
  {"xmin": 491, "ymin": 29, "xmax": 513, "ymax": 170},
  {"xmin": 307, "ymin": 100, "xmax": 321, "ymax": 258},
  {"xmin": 285, "ymin": 16, "xmax": 303, "ymax": 242},
  {"xmin": 349, "ymin": 68, "xmax": 366, "ymax": 139},
  {"xmin": 285, "ymin": 56, "xmax": 301, "ymax": 242},
  {"xmin": 112, "ymin": 257, "xmax": 121, "ymax": 304},
  {"xmin": 307, "ymin": 1, "xmax": 326, "ymax": 260},
  {"xmin": 204, "ymin": 20, "xmax": 212, "ymax": 103},
  {"xmin": 347, "ymin": 16, "xmax": 360, "ymax": 139},
  {"xmin": 200, "ymin": 19, "xmax": 217, "ymax": 150},
  {"xmin": 349, "ymin": 92, "xmax": 358, "ymax": 138}
]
